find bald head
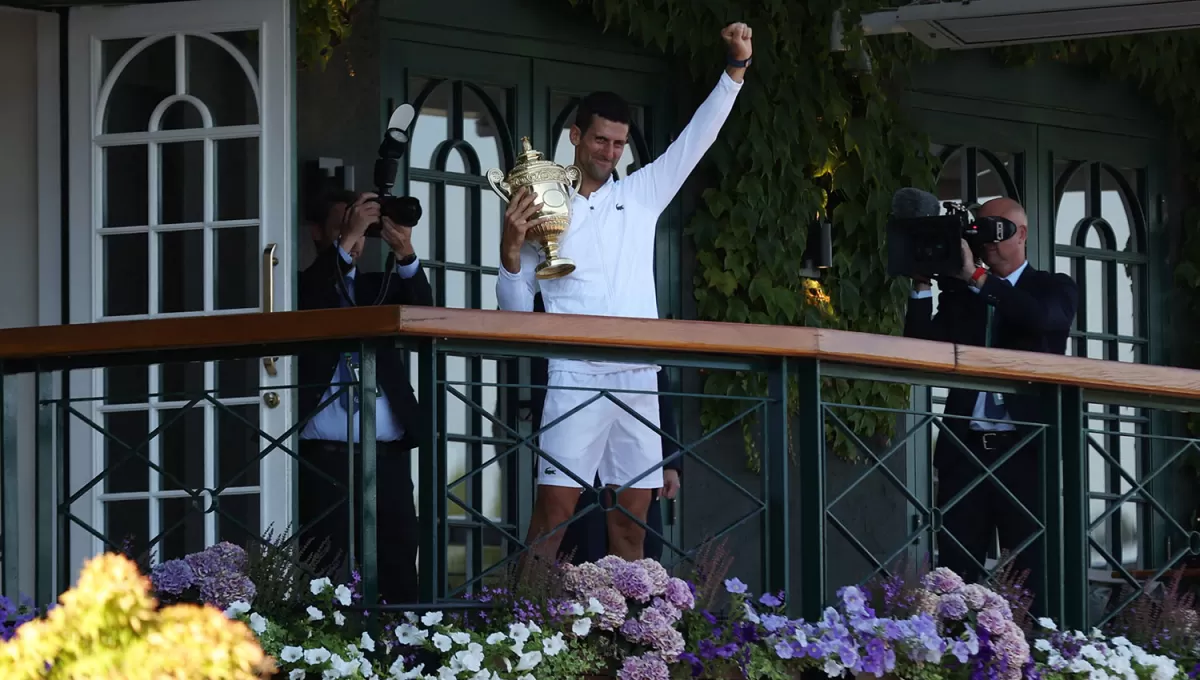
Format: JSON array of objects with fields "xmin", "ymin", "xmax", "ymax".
[
  {"xmin": 978, "ymin": 197, "xmax": 1027, "ymax": 228},
  {"xmin": 975, "ymin": 197, "xmax": 1029, "ymax": 277}
]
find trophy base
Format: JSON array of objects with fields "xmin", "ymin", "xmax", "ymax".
[{"xmin": 536, "ymin": 257, "xmax": 575, "ymax": 280}]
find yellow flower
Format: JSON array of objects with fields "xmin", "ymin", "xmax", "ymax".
[{"xmin": 0, "ymin": 552, "xmax": 275, "ymax": 679}]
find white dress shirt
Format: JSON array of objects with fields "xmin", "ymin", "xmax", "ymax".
[
  {"xmin": 911, "ymin": 260, "xmax": 1029, "ymax": 431},
  {"xmin": 496, "ymin": 71, "xmax": 743, "ymax": 374},
  {"xmin": 300, "ymin": 246, "xmax": 421, "ymax": 443}
]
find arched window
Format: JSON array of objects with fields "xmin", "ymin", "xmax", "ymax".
[{"xmin": 1053, "ymin": 160, "xmax": 1150, "ymax": 571}]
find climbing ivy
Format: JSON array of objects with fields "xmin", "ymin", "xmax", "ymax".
[
  {"xmin": 569, "ymin": 0, "xmax": 940, "ymax": 466},
  {"xmin": 567, "ymin": 0, "xmax": 1200, "ymax": 468},
  {"xmin": 297, "ymin": 0, "xmax": 357, "ymax": 71}
]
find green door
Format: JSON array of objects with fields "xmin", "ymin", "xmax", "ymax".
[{"xmin": 384, "ymin": 38, "xmax": 676, "ymax": 598}]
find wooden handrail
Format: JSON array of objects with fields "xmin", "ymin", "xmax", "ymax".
[{"xmin": 0, "ymin": 305, "xmax": 1196, "ymax": 399}]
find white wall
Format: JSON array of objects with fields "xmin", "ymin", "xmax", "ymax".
[{"xmin": 0, "ymin": 7, "xmax": 59, "ymax": 599}]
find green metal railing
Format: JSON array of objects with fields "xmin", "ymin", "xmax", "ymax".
[{"xmin": 0, "ymin": 306, "xmax": 1197, "ymax": 632}]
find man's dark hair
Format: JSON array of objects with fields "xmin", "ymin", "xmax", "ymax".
[
  {"xmin": 574, "ymin": 91, "xmax": 632, "ymax": 134},
  {"xmin": 302, "ymin": 188, "xmax": 357, "ymax": 228}
]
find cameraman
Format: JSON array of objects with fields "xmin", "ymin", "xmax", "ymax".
[
  {"xmin": 296, "ymin": 188, "xmax": 433, "ymax": 605},
  {"xmin": 903, "ymin": 197, "xmax": 1077, "ymax": 596}
]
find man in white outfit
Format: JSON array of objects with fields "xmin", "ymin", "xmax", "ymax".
[{"xmin": 496, "ymin": 22, "xmax": 753, "ymax": 562}]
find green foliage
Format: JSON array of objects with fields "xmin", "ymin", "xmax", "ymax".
[
  {"xmin": 297, "ymin": 0, "xmax": 357, "ymax": 71},
  {"xmin": 571, "ymin": 0, "xmax": 1200, "ymax": 467},
  {"xmin": 571, "ymin": 0, "xmax": 940, "ymax": 465}
]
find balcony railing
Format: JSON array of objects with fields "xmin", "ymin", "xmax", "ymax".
[{"xmin": 0, "ymin": 305, "xmax": 1197, "ymax": 632}]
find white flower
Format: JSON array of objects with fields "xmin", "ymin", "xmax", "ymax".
[
  {"xmin": 542, "ymin": 633, "xmax": 565, "ymax": 656},
  {"xmin": 404, "ymin": 612, "xmax": 420, "ymax": 623},
  {"xmin": 515, "ymin": 651, "xmax": 542, "ymax": 672},
  {"xmin": 517, "ymin": 676, "xmax": 534, "ymax": 680},
  {"xmin": 1067, "ymin": 659, "xmax": 1095, "ymax": 673},
  {"xmin": 508, "ymin": 622, "xmax": 531, "ymax": 643},
  {"xmin": 421, "ymin": 611, "xmax": 444, "ymax": 626},
  {"xmin": 527, "ymin": 621, "xmax": 541, "ymax": 634},
  {"xmin": 357, "ymin": 631, "xmax": 375, "ymax": 652},
  {"xmin": 333, "ymin": 611, "xmax": 346, "ymax": 627},
  {"xmin": 485, "ymin": 632, "xmax": 507, "ymax": 645},
  {"xmin": 571, "ymin": 618, "xmax": 592, "ymax": 637},
  {"xmin": 569, "ymin": 602, "xmax": 585, "ymax": 616},
  {"xmin": 432, "ymin": 633, "xmax": 453, "ymax": 652},
  {"xmin": 388, "ymin": 657, "xmax": 424, "ymax": 679},
  {"xmin": 357, "ymin": 658, "xmax": 372, "ymax": 676},
  {"xmin": 280, "ymin": 646, "xmax": 304, "ymax": 663},
  {"xmin": 1034, "ymin": 639, "xmax": 1052, "ymax": 653},
  {"xmin": 1037, "ymin": 617, "xmax": 1057, "ymax": 630},
  {"xmin": 329, "ymin": 653, "xmax": 357, "ymax": 677},
  {"xmin": 288, "ymin": 670, "xmax": 306, "ymax": 680},
  {"xmin": 395, "ymin": 623, "xmax": 429, "ymax": 645},
  {"xmin": 454, "ymin": 643, "xmax": 485, "ymax": 672},
  {"xmin": 334, "ymin": 584, "xmax": 353, "ymax": 607},
  {"xmin": 310, "ymin": 577, "xmax": 333, "ymax": 595},
  {"xmin": 306, "ymin": 606, "xmax": 325, "ymax": 622},
  {"xmin": 450, "ymin": 631, "xmax": 472, "ymax": 645},
  {"xmin": 224, "ymin": 601, "xmax": 251, "ymax": 618},
  {"xmin": 303, "ymin": 647, "xmax": 332, "ymax": 665},
  {"xmin": 586, "ymin": 597, "xmax": 605, "ymax": 614},
  {"xmin": 436, "ymin": 668, "xmax": 458, "ymax": 680},
  {"xmin": 247, "ymin": 612, "xmax": 267, "ymax": 635},
  {"xmin": 743, "ymin": 602, "xmax": 761, "ymax": 624}
]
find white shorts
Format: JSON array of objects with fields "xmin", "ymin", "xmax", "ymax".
[{"xmin": 537, "ymin": 368, "xmax": 663, "ymax": 490}]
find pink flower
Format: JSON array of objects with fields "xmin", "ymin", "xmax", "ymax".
[{"xmin": 664, "ymin": 578, "xmax": 694, "ymax": 611}]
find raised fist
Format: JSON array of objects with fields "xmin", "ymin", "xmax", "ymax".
[{"xmin": 721, "ymin": 22, "xmax": 753, "ymax": 62}]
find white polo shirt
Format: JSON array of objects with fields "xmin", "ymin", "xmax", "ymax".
[{"xmin": 497, "ymin": 71, "xmax": 743, "ymax": 374}]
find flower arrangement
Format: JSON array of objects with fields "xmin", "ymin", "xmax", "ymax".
[
  {"xmin": 558, "ymin": 555, "xmax": 695, "ymax": 679},
  {"xmin": 883, "ymin": 567, "xmax": 1032, "ymax": 680},
  {"xmin": 227, "ymin": 574, "xmax": 386, "ymax": 680},
  {"xmin": 1029, "ymin": 618, "xmax": 1181, "ymax": 680},
  {"xmin": 8, "ymin": 540, "xmax": 1200, "ymax": 680},
  {"xmin": 0, "ymin": 552, "xmax": 273, "ymax": 679},
  {"xmin": 149, "ymin": 541, "xmax": 257, "ymax": 610}
]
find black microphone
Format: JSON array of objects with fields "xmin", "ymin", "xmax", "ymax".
[
  {"xmin": 886, "ymin": 187, "xmax": 960, "ymax": 278},
  {"xmin": 890, "ymin": 187, "xmax": 941, "ymax": 220}
]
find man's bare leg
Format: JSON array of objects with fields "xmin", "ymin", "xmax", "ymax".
[
  {"xmin": 605, "ymin": 486, "xmax": 652, "ymax": 560},
  {"xmin": 522, "ymin": 485, "xmax": 583, "ymax": 567}
]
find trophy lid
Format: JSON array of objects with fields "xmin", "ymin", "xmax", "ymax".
[{"xmin": 515, "ymin": 137, "xmax": 545, "ymax": 166}]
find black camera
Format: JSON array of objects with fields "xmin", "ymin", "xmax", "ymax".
[
  {"xmin": 886, "ymin": 188, "xmax": 1018, "ymax": 278},
  {"xmin": 366, "ymin": 103, "xmax": 420, "ymax": 237}
]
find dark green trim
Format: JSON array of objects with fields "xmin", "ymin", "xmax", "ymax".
[
  {"xmin": 379, "ymin": 0, "xmax": 667, "ymax": 75},
  {"xmin": 1, "ymin": 369, "xmax": 18, "ymax": 598},
  {"xmin": 796, "ymin": 358, "xmax": 824, "ymax": 621}
]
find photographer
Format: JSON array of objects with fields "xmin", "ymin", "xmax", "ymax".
[
  {"xmin": 296, "ymin": 188, "xmax": 433, "ymax": 605},
  {"xmin": 903, "ymin": 197, "xmax": 1077, "ymax": 596}
]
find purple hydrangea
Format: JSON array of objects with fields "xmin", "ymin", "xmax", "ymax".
[
  {"xmin": 593, "ymin": 586, "xmax": 628, "ymax": 631},
  {"xmin": 617, "ymin": 653, "xmax": 670, "ymax": 680},
  {"xmin": 611, "ymin": 561, "xmax": 655, "ymax": 603},
  {"xmin": 150, "ymin": 559, "xmax": 195, "ymax": 596},
  {"xmin": 204, "ymin": 542, "xmax": 248, "ymax": 572},
  {"xmin": 635, "ymin": 558, "xmax": 670, "ymax": 595},
  {"xmin": 977, "ymin": 606, "xmax": 1008, "ymax": 635},
  {"xmin": 937, "ymin": 593, "xmax": 969, "ymax": 620},
  {"xmin": 199, "ymin": 573, "xmax": 256, "ymax": 610},
  {"xmin": 664, "ymin": 577, "xmax": 694, "ymax": 611},
  {"xmin": 921, "ymin": 567, "xmax": 965, "ymax": 595}
]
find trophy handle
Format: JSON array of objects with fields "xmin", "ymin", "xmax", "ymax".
[
  {"xmin": 564, "ymin": 165, "xmax": 582, "ymax": 196},
  {"xmin": 485, "ymin": 168, "xmax": 512, "ymax": 202}
]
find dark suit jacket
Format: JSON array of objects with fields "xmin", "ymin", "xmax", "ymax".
[
  {"xmin": 903, "ymin": 264, "xmax": 1078, "ymax": 444},
  {"xmin": 298, "ymin": 244, "xmax": 434, "ymax": 450}
]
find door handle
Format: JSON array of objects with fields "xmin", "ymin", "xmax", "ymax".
[{"xmin": 262, "ymin": 244, "xmax": 279, "ymax": 377}]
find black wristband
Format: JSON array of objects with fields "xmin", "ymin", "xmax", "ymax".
[
  {"xmin": 726, "ymin": 55, "xmax": 752, "ymax": 68},
  {"xmin": 396, "ymin": 253, "xmax": 417, "ymax": 266}
]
